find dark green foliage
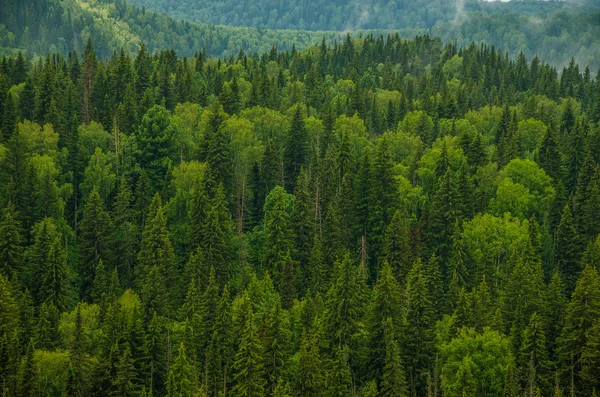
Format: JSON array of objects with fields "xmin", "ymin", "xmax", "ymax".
[
  {"xmin": 0, "ymin": 201, "xmax": 22, "ymax": 278},
  {"xmin": 135, "ymin": 105, "xmax": 178, "ymax": 192},
  {"xmin": 284, "ymin": 106, "xmax": 308, "ymax": 192}
]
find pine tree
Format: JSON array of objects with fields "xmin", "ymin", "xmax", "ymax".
[
  {"xmin": 264, "ymin": 186, "xmax": 294, "ymax": 293},
  {"xmin": 402, "ymin": 258, "xmax": 435, "ymax": 396},
  {"xmin": 557, "ymin": 265, "xmax": 600, "ymax": 392},
  {"xmin": 322, "ymin": 254, "xmax": 364, "ymax": 352},
  {"xmin": 381, "ymin": 318, "xmax": 408, "ymax": 397},
  {"xmin": 17, "ymin": 341, "xmax": 37, "ymax": 397},
  {"xmin": 284, "ymin": 106, "xmax": 307, "ymax": 192},
  {"xmin": 325, "ymin": 345, "xmax": 352, "ymax": 397},
  {"xmin": 145, "ymin": 312, "xmax": 168, "ymax": 397},
  {"xmin": 554, "ymin": 205, "xmax": 582, "ymax": 293},
  {"xmin": 137, "ymin": 194, "xmax": 176, "ymax": 316},
  {"xmin": 366, "ymin": 261, "xmax": 402, "ymax": 383},
  {"xmin": 78, "ymin": 186, "xmax": 112, "ymax": 300},
  {"xmin": 543, "ymin": 272, "xmax": 568, "ymax": 363},
  {"xmin": 135, "ymin": 105, "xmax": 178, "ymax": 192},
  {"xmin": 520, "ymin": 312, "xmax": 551, "ymax": 395},
  {"xmin": 201, "ymin": 182, "xmax": 234, "ymax": 284},
  {"xmin": 0, "ymin": 201, "xmax": 22, "ymax": 279},
  {"xmin": 368, "ymin": 136, "xmax": 398, "ymax": 275},
  {"xmin": 581, "ymin": 319, "xmax": 600, "ymax": 394},
  {"xmin": 448, "ymin": 219, "xmax": 469, "ymax": 308},
  {"xmin": 29, "ymin": 218, "xmax": 69, "ymax": 311},
  {"xmin": 112, "ymin": 344, "xmax": 139, "ymax": 397},
  {"xmin": 295, "ymin": 332, "xmax": 323, "ymax": 397},
  {"xmin": 231, "ymin": 310, "xmax": 265, "ymax": 397},
  {"xmin": 167, "ymin": 342, "xmax": 196, "ymax": 397},
  {"xmin": 203, "ymin": 101, "xmax": 231, "ymax": 189},
  {"xmin": 383, "ymin": 209, "xmax": 412, "ymax": 284},
  {"xmin": 291, "ymin": 168, "xmax": 315, "ymax": 294},
  {"xmin": 538, "ymin": 123, "xmax": 562, "ymax": 184}
]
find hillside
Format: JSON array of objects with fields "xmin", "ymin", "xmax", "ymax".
[
  {"xmin": 0, "ymin": 0, "xmax": 397, "ymax": 59},
  {"xmin": 128, "ymin": 0, "xmax": 600, "ymax": 70},
  {"xmin": 1, "ymin": 0, "xmax": 599, "ymax": 71}
]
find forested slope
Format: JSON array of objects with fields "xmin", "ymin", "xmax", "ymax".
[
  {"xmin": 129, "ymin": 0, "xmax": 600, "ymax": 71},
  {"xmin": 1, "ymin": 32, "xmax": 600, "ymax": 396},
  {"xmin": 0, "ymin": 0, "xmax": 392, "ymax": 59}
]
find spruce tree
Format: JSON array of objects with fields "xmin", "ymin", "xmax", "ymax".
[
  {"xmin": 554, "ymin": 205, "xmax": 582, "ymax": 293},
  {"xmin": 29, "ymin": 218, "xmax": 69, "ymax": 311},
  {"xmin": 557, "ymin": 265, "xmax": 600, "ymax": 392},
  {"xmin": 137, "ymin": 194, "xmax": 176, "ymax": 316},
  {"xmin": 78, "ymin": 186, "xmax": 112, "ymax": 300},
  {"xmin": 0, "ymin": 201, "xmax": 22, "ymax": 279},
  {"xmin": 264, "ymin": 186, "xmax": 294, "ymax": 293},
  {"xmin": 381, "ymin": 318, "xmax": 408, "ymax": 397},
  {"xmin": 520, "ymin": 312, "xmax": 551, "ymax": 395},
  {"xmin": 402, "ymin": 258, "xmax": 435, "ymax": 395},
  {"xmin": 294, "ymin": 332, "xmax": 323, "ymax": 397},
  {"xmin": 366, "ymin": 261, "xmax": 402, "ymax": 383},
  {"xmin": 231, "ymin": 310, "xmax": 265, "ymax": 397},
  {"xmin": 200, "ymin": 183, "xmax": 234, "ymax": 284},
  {"xmin": 167, "ymin": 342, "xmax": 196, "ymax": 397},
  {"xmin": 383, "ymin": 209, "xmax": 412, "ymax": 284},
  {"xmin": 325, "ymin": 345, "xmax": 352, "ymax": 397},
  {"xmin": 112, "ymin": 344, "xmax": 139, "ymax": 397},
  {"xmin": 284, "ymin": 106, "xmax": 307, "ymax": 192}
]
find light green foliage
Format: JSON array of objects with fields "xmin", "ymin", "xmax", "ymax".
[{"xmin": 440, "ymin": 328, "xmax": 513, "ymax": 397}]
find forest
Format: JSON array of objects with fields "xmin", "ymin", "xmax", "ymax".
[
  {"xmin": 0, "ymin": 25, "xmax": 600, "ymax": 396},
  {"xmin": 1, "ymin": 0, "xmax": 600, "ymax": 71}
]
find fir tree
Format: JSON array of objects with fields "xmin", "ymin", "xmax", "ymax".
[
  {"xmin": 381, "ymin": 318, "xmax": 408, "ymax": 397},
  {"xmin": 284, "ymin": 106, "xmax": 307, "ymax": 192},
  {"xmin": 231, "ymin": 310, "xmax": 265, "ymax": 397},
  {"xmin": 78, "ymin": 186, "xmax": 112, "ymax": 300},
  {"xmin": 112, "ymin": 344, "xmax": 139, "ymax": 397},
  {"xmin": 0, "ymin": 201, "xmax": 22, "ymax": 279},
  {"xmin": 167, "ymin": 342, "xmax": 196, "ymax": 397},
  {"xmin": 554, "ymin": 205, "xmax": 582, "ymax": 293}
]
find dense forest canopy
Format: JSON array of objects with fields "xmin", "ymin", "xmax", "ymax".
[{"xmin": 1, "ymin": 23, "xmax": 600, "ymax": 396}]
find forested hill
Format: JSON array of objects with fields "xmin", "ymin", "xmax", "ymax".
[
  {"xmin": 130, "ymin": 0, "xmax": 571, "ymax": 31},
  {"xmin": 0, "ymin": 0, "xmax": 389, "ymax": 59},
  {"xmin": 1, "ymin": 0, "xmax": 600, "ymax": 71},
  {"xmin": 1, "ymin": 31, "xmax": 600, "ymax": 396},
  {"xmin": 130, "ymin": 0, "xmax": 600, "ymax": 71}
]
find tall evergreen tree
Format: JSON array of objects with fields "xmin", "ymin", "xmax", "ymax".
[{"xmin": 284, "ymin": 106, "xmax": 307, "ymax": 192}]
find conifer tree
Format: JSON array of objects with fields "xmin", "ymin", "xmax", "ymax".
[
  {"xmin": 201, "ymin": 183, "xmax": 234, "ymax": 284},
  {"xmin": 295, "ymin": 332, "xmax": 323, "ymax": 397},
  {"xmin": 284, "ymin": 106, "xmax": 307, "ymax": 192},
  {"xmin": 112, "ymin": 344, "xmax": 139, "ymax": 397},
  {"xmin": 383, "ymin": 210, "xmax": 412, "ymax": 284},
  {"xmin": 29, "ymin": 218, "xmax": 69, "ymax": 311},
  {"xmin": 322, "ymin": 254, "xmax": 364, "ymax": 352},
  {"xmin": 78, "ymin": 186, "xmax": 112, "ymax": 300},
  {"xmin": 0, "ymin": 201, "xmax": 22, "ymax": 278},
  {"xmin": 554, "ymin": 205, "xmax": 582, "ymax": 293},
  {"xmin": 557, "ymin": 265, "xmax": 600, "ymax": 392},
  {"xmin": 231, "ymin": 310, "xmax": 265, "ymax": 397},
  {"xmin": 366, "ymin": 261, "xmax": 402, "ymax": 382},
  {"xmin": 520, "ymin": 312, "xmax": 551, "ymax": 395},
  {"xmin": 402, "ymin": 258, "xmax": 435, "ymax": 395},
  {"xmin": 264, "ymin": 186, "xmax": 294, "ymax": 292},
  {"xmin": 167, "ymin": 342, "xmax": 196, "ymax": 397},
  {"xmin": 137, "ymin": 194, "xmax": 176, "ymax": 316},
  {"xmin": 381, "ymin": 318, "xmax": 408, "ymax": 397},
  {"xmin": 325, "ymin": 345, "xmax": 352, "ymax": 397}
]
